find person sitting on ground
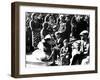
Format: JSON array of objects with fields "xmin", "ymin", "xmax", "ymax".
[
  {"xmin": 48, "ymin": 32, "xmax": 63, "ymax": 66},
  {"xmin": 79, "ymin": 30, "xmax": 90, "ymax": 65},
  {"xmin": 70, "ymin": 30, "xmax": 89, "ymax": 65}
]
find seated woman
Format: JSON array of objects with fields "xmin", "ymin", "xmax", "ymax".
[{"xmin": 26, "ymin": 35, "xmax": 52, "ymax": 66}]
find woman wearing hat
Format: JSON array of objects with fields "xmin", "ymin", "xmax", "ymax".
[{"xmin": 40, "ymin": 15, "xmax": 56, "ymax": 39}]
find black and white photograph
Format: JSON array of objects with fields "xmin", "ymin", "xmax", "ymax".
[
  {"xmin": 26, "ymin": 12, "xmax": 90, "ymax": 66},
  {"xmin": 11, "ymin": 2, "xmax": 97, "ymax": 77}
]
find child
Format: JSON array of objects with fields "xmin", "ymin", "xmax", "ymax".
[{"xmin": 60, "ymin": 39, "xmax": 71, "ymax": 65}]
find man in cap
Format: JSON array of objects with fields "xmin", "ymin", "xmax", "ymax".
[
  {"xmin": 79, "ymin": 30, "xmax": 90, "ymax": 65},
  {"xmin": 71, "ymin": 30, "xmax": 90, "ymax": 65}
]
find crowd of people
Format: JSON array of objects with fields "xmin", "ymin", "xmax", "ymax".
[{"xmin": 26, "ymin": 12, "xmax": 90, "ymax": 66}]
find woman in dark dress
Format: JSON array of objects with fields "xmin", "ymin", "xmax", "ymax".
[
  {"xmin": 40, "ymin": 15, "xmax": 56, "ymax": 39},
  {"xmin": 30, "ymin": 13, "xmax": 43, "ymax": 49},
  {"xmin": 26, "ymin": 13, "xmax": 33, "ymax": 54}
]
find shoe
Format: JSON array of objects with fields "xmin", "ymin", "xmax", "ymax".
[{"xmin": 48, "ymin": 62, "xmax": 58, "ymax": 66}]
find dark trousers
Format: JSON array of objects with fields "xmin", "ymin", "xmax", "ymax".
[
  {"xmin": 50, "ymin": 47, "xmax": 60, "ymax": 63},
  {"xmin": 71, "ymin": 54, "xmax": 83, "ymax": 65}
]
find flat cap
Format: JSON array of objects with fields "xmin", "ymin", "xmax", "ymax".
[{"xmin": 80, "ymin": 30, "xmax": 89, "ymax": 36}]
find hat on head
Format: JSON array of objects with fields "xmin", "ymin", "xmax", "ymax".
[
  {"xmin": 44, "ymin": 34, "xmax": 51, "ymax": 39},
  {"xmin": 80, "ymin": 30, "xmax": 89, "ymax": 36},
  {"xmin": 55, "ymin": 31, "xmax": 61, "ymax": 36},
  {"xmin": 44, "ymin": 35, "xmax": 51, "ymax": 42}
]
